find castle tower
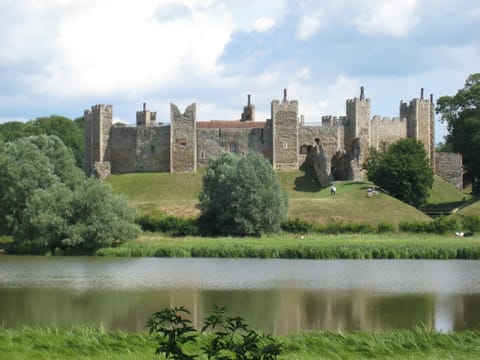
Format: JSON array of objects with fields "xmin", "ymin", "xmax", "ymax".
[
  {"xmin": 400, "ymin": 88, "xmax": 434, "ymax": 162},
  {"xmin": 272, "ymin": 89, "xmax": 299, "ymax": 170},
  {"xmin": 170, "ymin": 103, "xmax": 197, "ymax": 172},
  {"xmin": 346, "ymin": 86, "xmax": 371, "ymax": 162},
  {"xmin": 136, "ymin": 102, "xmax": 157, "ymax": 126},
  {"xmin": 84, "ymin": 104, "xmax": 112, "ymax": 179},
  {"xmin": 240, "ymin": 94, "xmax": 255, "ymax": 121},
  {"xmin": 429, "ymin": 93, "xmax": 436, "ymax": 168}
]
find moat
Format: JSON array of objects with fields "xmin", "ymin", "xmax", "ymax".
[{"xmin": 1, "ymin": 256, "xmax": 479, "ymax": 334}]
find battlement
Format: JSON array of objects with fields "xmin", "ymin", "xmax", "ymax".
[
  {"xmin": 372, "ymin": 115, "xmax": 406, "ymax": 123},
  {"xmin": 84, "ymin": 104, "xmax": 112, "ymax": 116},
  {"xmin": 271, "ymin": 89, "xmax": 299, "ymax": 113},
  {"xmin": 322, "ymin": 115, "xmax": 347, "ymax": 126}
]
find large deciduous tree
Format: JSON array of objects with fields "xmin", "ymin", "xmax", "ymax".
[
  {"xmin": 0, "ymin": 135, "xmax": 140, "ymax": 254},
  {"xmin": 364, "ymin": 139, "xmax": 434, "ymax": 208},
  {"xmin": 199, "ymin": 152, "xmax": 288, "ymax": 236},
  {"xmin": 436, "ymin": 73, "xmax": 480, "ymax": 193},
  {"xmin": 0, "ymin": 115, "xmax": 84, "ymax": 168}
]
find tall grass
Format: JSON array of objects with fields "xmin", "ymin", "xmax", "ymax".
[
  {"xmin": 1, "ymin": 326, "xmax": 479, "ymax": 360},
  {"xmin": 96, "ymin": 233, "xmax": 480, "ymax": 259}
]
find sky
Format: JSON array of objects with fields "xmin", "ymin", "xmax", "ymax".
[{"xmin": 0, "ymin": 0, "xmax": 479, "ymax": 143}]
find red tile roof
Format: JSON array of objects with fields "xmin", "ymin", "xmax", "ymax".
[{"xmin": 197, "ymin": 121, "xmax": 267, "ymax": 129}]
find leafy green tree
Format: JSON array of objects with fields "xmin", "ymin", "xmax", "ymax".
[
  {"xmin": 28, "ymin": 116, "xmax": 85, "ymax": 168},
  {"xmin": 199, "ymin": 152, "xmax": 288, "ymax": 236},
  {"xmin": 0, "ymin": 115, "xmax": 84, "ymax": 168},
  {"xmin": 364, "ymin": 139, "xmax": 434, "ymax": 208},
  {"xmin": 0, "ymin": 135, "xmax": 140, "ymax": 254},
  {"xmin": 436, "ymin": 73, "xmax": 480, "ymax": 192}
]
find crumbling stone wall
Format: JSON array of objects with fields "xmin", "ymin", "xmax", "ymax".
[
  {"xmin": 170, "ymin": 103, "xmax": 196, "ymax": 172},
  {"xmin": 435, "ymin": 152, "xmax": 463, "ymax": 189}
]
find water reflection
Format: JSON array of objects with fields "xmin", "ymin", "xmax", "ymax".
[{"xmin": 0, "ymin": 256, "xmax": 479, "ymax": 334}]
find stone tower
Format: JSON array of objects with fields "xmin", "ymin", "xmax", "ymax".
[
  {"xmin": 241, "ymin": 94, "xmax": 255, "ymax": 121},
  {"xmin": 84, "ymin": 104, "xmax": 112, "ymax": 179},
  {"xmin": 272, "ymin": 89, "xmax": 299, "ymax": 170},
  {"xmin": 400, "ymin": 88, "xmax": 434, "ymax": 162},
  {"xmin": 346, "ymin": 86, "xmax": 371, "ymax": 163},
  {"xmin": 136, "ymin": 102, "xmax": 157, "ymax": 126},
  {"xmin": 170, "ymin": 103, "xmax": 197, "ymax": 172}
]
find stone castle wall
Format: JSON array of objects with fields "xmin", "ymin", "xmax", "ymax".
[
  {"xmin": 371, "ymin": 116, "xmax": 408, "ymax": 151},
  {"xmin": 197, "ymin": 126, "xmax": 270, "ymax": 167},
  {"xmin": 84, "ymin": 88, "xmax": 462, "ymax": 189},
  {"xmin": 435, "ymin": 152, "xmax": 463, "ymax": 189}
]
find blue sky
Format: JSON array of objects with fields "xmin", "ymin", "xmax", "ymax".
[{"xmin": 0, "ymin": 0, "xmax": 479, "ymax": 142}]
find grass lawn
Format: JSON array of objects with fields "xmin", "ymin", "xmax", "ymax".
[
  {"xmin": 107, "ymin": 169, "xmax": 436, "ymax": 226},
  {"xmin": 1, "ymin": 327, "xmax": 479, "ymax": 360}
]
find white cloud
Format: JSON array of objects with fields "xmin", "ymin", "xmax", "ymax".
[
  {"xmin": 254, "ymin": 17, "xmax": 275, "ymax": 32},
  {"xmin": 354, "ymin": 0, "xmax": 420, "ymax": 37},
  {"xmin": 296, "ymin": 13, "xmax": 323, "ymax": 41},
  {"xmin": 1, "ymin": 0, "xmax": 234, "ymax": 97}
]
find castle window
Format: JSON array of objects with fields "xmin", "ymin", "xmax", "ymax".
[
  {"xmin": 230, "ymin": 143, "xmax": 239, "ymax": 153},
  {"xmin": 282, "ymin": 141, "xmax": 288, "ymax": 150},
  {"xmin": 201, "ymin": 151, "xmax": 205, "ymax": 159},
  {"xmin": 176, "ymin": 138, "xmax": 187, "ymax": 147},
  {"xmin": 150, "ymin": 145, "xmax": 155, "ymax": 154},
  {"xmin": 300, "ymin": 145, "xmax": 308, "ymax": 154}
]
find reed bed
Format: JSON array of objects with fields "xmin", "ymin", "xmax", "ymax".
[{"xmin": 96, "ymin": 233, "xmax": 480, "ymax": 259}]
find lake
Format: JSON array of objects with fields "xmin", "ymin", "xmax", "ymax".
[{"xmin": 1, "ymin": 256, "xmax": 479, "ymax": 334}]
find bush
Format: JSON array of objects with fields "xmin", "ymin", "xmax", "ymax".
[
  {"xmin": 199, "ymin": 152, "xmax": 288, "ymax": 236},
  {"xmin": 400, "ymin": 217, "xmax": 459, "ymax": 234},
  {"xmin": 281, "ymin": 218, "xmax": 315, "ymax": 233},
  {"xmin": 459, "ymin": 215, "xmax": 480, "ymax": 232},
  {"xmin": 138, "ymin": 211, "xmax": 199, "ymax": 237}
]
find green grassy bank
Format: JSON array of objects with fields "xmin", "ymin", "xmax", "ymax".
[
  {"xmin": 96, "ymin": 233, "xmax": 480, "ymax": 259},
  {"xmin": 1, "ymin": 326, "xmax": 479, "ymax": 360},
  {"xmin": 106, "ymin": 171, "xmax": 437, "ymax": 225}
]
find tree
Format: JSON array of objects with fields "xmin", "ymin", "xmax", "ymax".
[
  {"xmin": 436, "ymin": 73, "xmax": 480, "ymax": 192},
  {"xmin": 363, "ymin": 139, "xmax": 434, "ymax": 208},
  {"xmin": 0, "ymin": 115, "xmax": 84, "ymax": 168},
  {"xmin": 0, "ymin": 135, "xmax": 140, "ymax": 254},
  {"xmin": 199, "ymin": 152, "xmax": 288, "ymax": 236}
]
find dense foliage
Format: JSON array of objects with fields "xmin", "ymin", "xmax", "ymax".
[
  {"xmin": 363, "ymin": 139, "xmax": 434, "ymax": 208},
  {"xmin": 199, "ymin": 152, "xmax": 288, "ymax": 236},
  {"xmin": 0, "ymin": 135, "xmax": 140, "ymax": 254},
  {"xmin": 436, "ymin": 73, "xmax": 480, "ymax": 193},
  {"xmin": 146, "ymin": 305, "xmax": 282, "ymax": 359},
  {"xmin": 0, "ymin": 115, "xmax": 84, "ymax": 167}
]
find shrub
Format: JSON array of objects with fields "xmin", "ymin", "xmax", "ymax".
[
  {"xmin": 199, "ymin": 152, "xmax": 288, "ymax": 236},
  {"xmin": 459, "ymin": 215, "xmax": 480, "ymax": 232},
  {"xmin": 281, "ymin": 218, "xmax": 315, "ymax": 233},
  {"xmin": 138, "ymin": 211, "xmax": 199, "ymax": 237}
]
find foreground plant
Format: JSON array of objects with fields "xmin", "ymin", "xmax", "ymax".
[{"xmin": 146, "ymin": 305, "xmax": 282, "ymax": 360}]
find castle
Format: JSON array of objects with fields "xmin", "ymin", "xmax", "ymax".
[{"xmin": 84, "ymin": 88, "xmax": 462, "ymax": 188}]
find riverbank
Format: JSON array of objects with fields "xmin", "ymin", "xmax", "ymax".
[
  {"xmin": 96, "ymin": 233, "xmax": 480, "ymax": 259},
  {"xmin": 0, "ymin": 326, "xmax": 478, "ymax": 359}
]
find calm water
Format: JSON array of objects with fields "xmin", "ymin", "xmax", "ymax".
[{"xmin": 1, "ymin": 256, "xmax": 480, "ymax": 334}]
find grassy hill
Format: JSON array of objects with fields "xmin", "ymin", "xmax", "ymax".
[{"xmin": 107, "ymin": 168, "xmax": 432, "ymax": 226}]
